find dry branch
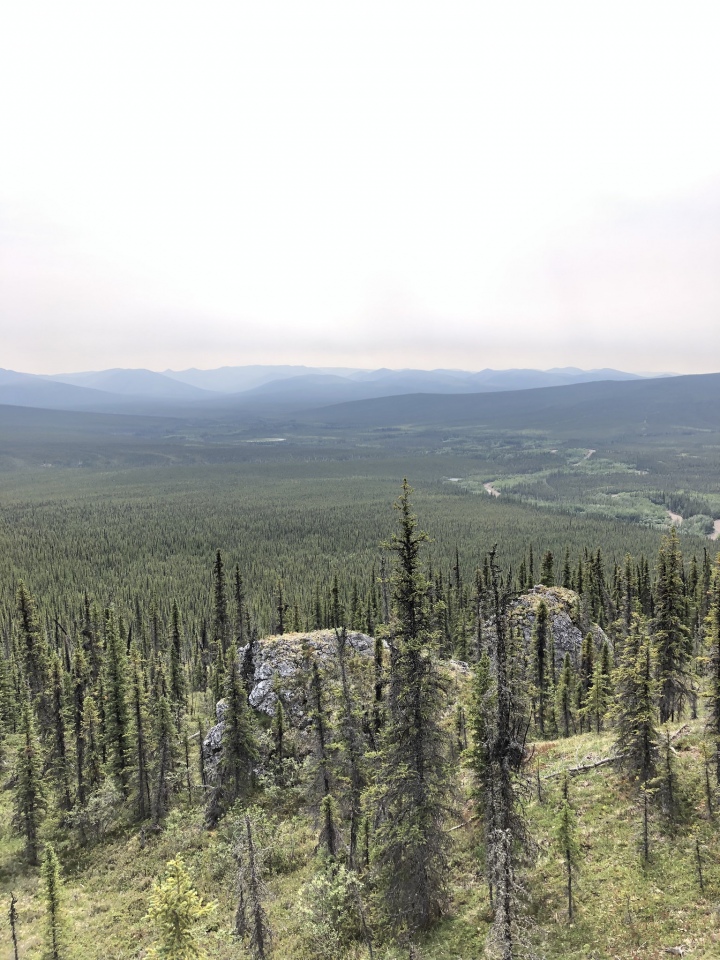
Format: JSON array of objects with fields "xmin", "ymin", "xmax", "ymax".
[{"xmin": 542, "ymin": 723, "xmax": 690, "ymax": 780}]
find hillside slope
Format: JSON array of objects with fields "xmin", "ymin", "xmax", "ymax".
[
  {"xmin": 302, "ymin": 372, "xmax": 720, "ymax": 438},
  {"xmin": 2, "ymin": 718, "xmax": 715, "ymax": 959}
]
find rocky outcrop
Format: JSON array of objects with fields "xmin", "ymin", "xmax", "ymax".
[
  {"xmin": 241, "ymin": 628, "xmax": 377, "ymax": 717},
  {"xmin": 202, "ymin": 629, "xmax": 378, "ymax": 782},
  {"xmin": 202, "ymin": 603, "xmax": 606, "ymax": 779},
  {"xmin": 201, "ymin": 697, "xmax": 228, "ymax": 782},
  {"xmin": 509, "ymin": 585, "xmax": 607, "ymax": 667}
]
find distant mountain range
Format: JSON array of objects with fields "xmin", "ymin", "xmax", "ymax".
[
  {"xmin": 163, "ymin": 364, "xmax": 363, "ymax": 393},
  {"xmin": 0, "ymin": 364, "xmax": 654, "ymax": 415},
  {"xmin": 2, "ymin": 371, "xmax": 718, "ymax": 473},
  {"xmin": 296, "ymin": 371, "xmax": 720, "ymax": 439},
  {"xmin": 42, "ymin": 367, "xmax": 216, "ymax": 400}
]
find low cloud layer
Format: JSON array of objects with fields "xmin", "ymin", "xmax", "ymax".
[{"xmin": 2, "ymin": 2, "xmax": 719, "ymax": 375}]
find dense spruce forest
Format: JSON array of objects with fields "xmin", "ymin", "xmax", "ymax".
[{"xmin": 2, "ymin": 375, "xmax": 720, "ymax": 959}]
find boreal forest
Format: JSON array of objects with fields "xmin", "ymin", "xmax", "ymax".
[{"xmin": 2, "ymin": 370, "xmax": 720, "ymax": 959}]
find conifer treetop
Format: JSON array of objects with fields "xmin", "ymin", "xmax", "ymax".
[{"xmin": 145, "ymin": 857, "xmax": 216, "ymax": 960}]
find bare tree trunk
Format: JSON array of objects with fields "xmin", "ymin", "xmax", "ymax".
[
  {"xmin": 198, "ymin": 720, "xmax": 207, "ymax": 788},
  {"xmin": 10, "ymin": 892, "xmax": 19, "ymax": 960},
  {"xmin": 703, "ymin": 742, "xmax": 714, "ymax": 818},
  {"xmin": 246, "ymin": 815, "xmax": 271, "ymax": 959},
  {"xmin": 184, "ymin": 732, "xmax": 193, "ymax": 804},
  {"xmin": 695, "ymin": 838, "xmax": 705, "ymax": 895},
  {"xmin": 380, "ymin": 555, "xmax": 390, "ymax": 624}
]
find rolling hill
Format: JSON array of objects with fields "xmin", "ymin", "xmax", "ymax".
[
  {"xmin": 0, "ymin": 365, "xmax": 650, "ymax": 415},
  {"xmin": 300, "ymin": 371, "xmax": 720, "ymax": 440}
]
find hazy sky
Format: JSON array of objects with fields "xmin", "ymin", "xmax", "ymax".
[{"xmin": 2, "ymin": 1, "xmax": 720, "ymax": 375}]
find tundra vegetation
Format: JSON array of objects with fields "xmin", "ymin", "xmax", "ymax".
[{"xmin": 2, "ymin": 392, "xmax": 720, "ymax": 958}]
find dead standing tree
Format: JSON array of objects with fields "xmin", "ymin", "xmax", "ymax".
[{"xmin": 235, "ymin": 814, "xmax": 272, "ymax": 959}]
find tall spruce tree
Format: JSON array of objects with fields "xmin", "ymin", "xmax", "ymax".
[
  {"xmin": 373, "ymin": 481, "xmax": 452, "ymax": 934},
  {"xmin": 556, "ymin": 653, "xmax": 575, "ymax": 738},
  {"xmin": 532, "ymin": 600, "xmax": 550, "ymax": 737},
  {"xmin": 234, "ymin": 565, "xmax": 246, "ymax": 647},
  {"xmin": 705, "ymin": 556, "xmax": 720, "ymax": 784},
  {"xmin": 611, "ymin": 615, "xmax": 659, "ymax": 788},
  {"xmin": 318, "ymin": 793, "xmax": 343, "ymax": 863},
  {"xmin": 13, "ymin": 696, "xmax": 47, "ymax": 864},
  {"xmin": 467, "ymin": 649, "xmax": 494, "ymax": 890},
  {"xmin": 330, "ymin": 575, "xmax": 343, "ymax": 630},
  {"xmin": 271, "ymin": 693, "xmax": 285, "ymax": 769},
  {"xmin": 168, "ymin": 601, "xmax": 187, "ymax": 721},
  {"xmin": 471, "ymin": 547, "xmax": 532, "ymax": 960},
  {"xmin": 153, "ymin": 694, "xmax": 177, "ymax": 824},
  {"xmin": 583, "ymin": 645, "xmax": 612, "ymax": 734},
  {"xmin": 49, "ymin": 656, "xmax": 72, "ymax": 810},
  {"xmin": 335, "ymin": 628, "xmax": 365, "ymax": 867},
  {"xmin": 578, "ymin": 633, "xmax": 595, "ymax": 733},
  {"xmin": 554, "ymin": 775, "xmax": 580, "ymax": 921},
  {"xmin": 372, "ymin": 634, "xmax": 385, "ymax": 738},
  {"xmin": 81, "ymin": 695, "xmax": 103, "ymax": 796},
  {"xmin": 0, "ymin": 652, "xmax": 14, "ymax": 744},
  {"xmin": 103, "ymin": 609, "xmax": 131, "ymax": 795},
  {"xmin": 306, "ymin": 656, "xmax": 339, "ymax": 858},
  {"xmin": 16, "ymin": 582, "xmax": 50, "ymax": 721},
  {"xmin": 129, "ymin": 646, "xmax": 152, "ymax": 822},
  {"xmin": 71, "ymin": 643, "xmax": 89, "ymax": 806},
  {"xmin": 653, "ymin": 529, "xmax": 691, "ymax": 723},
  {"xmin": 562, "ymin": 549, "xmax": 572, "ymax": 589},
  {"xmin": 213, "ymin": 550, "xmax": 230, "ymax": 656},
  {"xmin": 9, "ymin": 890, "xmax": 20, "ymax": 960},
  {"xmin": 242, "ymin": 814, "xmax": 272, "ymax": 959},
  {"xmin": 41, "ymin": 844, "xmax": 63, "ymax": 960},
  {"xmin": 207, "ymin": 656, "xmax": 258, "ymax": 825},
  {"xmin": 235, "ymin": 814, "xmax": 272, "ymax": 959},
  {"xmin": 540, "ymin": 551, "xmax": 555, "ymax": 587}
]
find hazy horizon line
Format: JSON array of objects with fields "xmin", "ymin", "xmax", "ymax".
[{"xmin": 7, "ymin": 362, "xmax": 681, "ymax": 378}]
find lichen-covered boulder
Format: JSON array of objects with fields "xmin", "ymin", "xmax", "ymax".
[
  {"xmin": 509, "ymin": 585, "xmax": 607, "ymax": 667},
  {"xmin": 202, "ymin": 629, "xmax": 378, "ymax": 782},
  {"xmin": 241, "ymin": 629, "xmax": 377, "ymax": 717}
]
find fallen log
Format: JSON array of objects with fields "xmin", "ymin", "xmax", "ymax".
[
  {"xmin": 543, "ymin": 724, "xmax": 691, "ymax": 780},
  {"xmin": 544, "ymin": 755, "xmax": 617, "ymax": 779},
  {"xmin": 670, "ymin": 723, "xmax": 689, "ymax": 742}
]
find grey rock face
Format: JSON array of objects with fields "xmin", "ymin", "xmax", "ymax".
[
  {"xmin": 509, "ymin": 585, "xmax": 608, "ymax": 668},
  {"xmin": 242, "ymin": 629, "xmax": 377, "ymax": 717},
  {"xmin": 202, "ymin": 629, "xmax": 378, "ymax": 783},
  {"xmin": 202, "ymin": 702, "xmax": 226, "ymax": 782}
]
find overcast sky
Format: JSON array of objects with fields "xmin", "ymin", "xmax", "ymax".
[{"xmin": 2, "ymin": 1, "xmax": 720, "ymax": 375}]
